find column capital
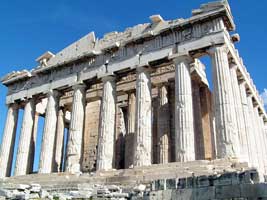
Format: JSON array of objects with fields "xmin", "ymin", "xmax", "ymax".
[
  {"xmin": 207, "ymin": 44, "xmax": 229, "ymax": 55},
  {"xmin": 72, "ymin": 83, "xmax": 86, "ymax": 91},
  {"xmin": 101, "ymin": 75, "xmax": 116, "ymax": 83},
  {"xmin": 173, "ymin": 54, "xmax": 193, "ymax": 65}
]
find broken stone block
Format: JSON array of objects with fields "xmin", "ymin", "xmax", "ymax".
[
  {"xmin": 133, "ymin": 184, "xmax": 146, "ymax": 193},
  {"xmin": 17, "ymin": 184, "xmax": 30, "ymax": 191}
]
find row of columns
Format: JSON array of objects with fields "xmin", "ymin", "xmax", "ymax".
[{"xmin": 0, "ymin": 44, "xmax": 267, "ymax": 177}]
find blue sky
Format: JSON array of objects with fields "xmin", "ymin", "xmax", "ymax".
[{"xmin": 0, "ymin": 0, "xmax": 266, "ymax": 173}]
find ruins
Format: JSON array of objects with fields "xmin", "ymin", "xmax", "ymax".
[{"xmin": 1, "ymin": 0, "xmax": 267, "ymax": 199}]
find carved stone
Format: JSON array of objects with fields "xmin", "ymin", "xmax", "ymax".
[
  {"xmin": 125, "ymin": 92, "xmax": 135, "ymax": 168},
  {"xmin": 53, "ymin": 108, "xmax": 65, "ymax": 172},
  {"xmin": 174, "ymin": 56, "xmax": 195, "ymax": 162},
  {"xmin": 97, "ymin": 76, "xmax": 116, "ymax": 171},
  {"xmin": 39, "ymin": 90, "xmax": 59, "ymax": 174},
  {"xmin": 157, "ymin": 85, "xmax": 170, "ymax": 164},
  {"xmin": 65, "ymin": 84, "xmax": 86, "ymax": 173},
  {"xmin": 229, "ymin": 64, "xmax": 249, "ymax": 162},
  {"xmin": 14, "ymin": 99, "xmax": 36, "ymax": 176},
  {"xmin": 134, "ymin": 67, "xmax": 152, "ymax": 167},
  {"xmin": 209, "ymin": 45, "xmax": 240, "ymax": 159},
  {"xmin": 0, "ymin": 104, "xmax": 18, "ymax": 178}
]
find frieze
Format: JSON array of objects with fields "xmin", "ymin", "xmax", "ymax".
[{"xmin": 4, "ymin": 5, "xmax": 232, "ymax": 102}]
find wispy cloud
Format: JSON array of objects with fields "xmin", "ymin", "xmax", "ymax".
[{"xmin": 260, "ymin": 89, "xmax": 267, "ymax": 109}]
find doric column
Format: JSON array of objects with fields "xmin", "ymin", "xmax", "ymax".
[
  {"xmin": 97, "ymin": 76, "xmax": 116, "ymax": 171},
  {"xmin": 229, "ymin": 64, "xmax": 249, "ymax": 162},
  {"xmin": 14, "ymin": 98, "xmax": 36, "ymax": 176},
  {"xmin": 247, "ymin": 95, "xmax": 261, "ymax": 169},
  {"xmin": 258, "ymin": 115, "xmax": 267, "ymax": 173},
  {"xmin": 39, "ymin": 90, "xmax": 59, "ymax": 174},
  {"xmin": 0, "ymin": 104, "xmax": 19, "ymax": 178},
  {"xmin": 157, "ymin": 84, "xmax": 170, "ymax": 164},
  {"xmin": 239, "ymin": 82, "xmax": 257, "ymax": 167},
  {"xmin": 253, "ymin": 105, "xmax": 266, "ymax": 173},
  {"xmin": 53, "ymin": 108, "xmax": 65, "ymax": 172},
  {"xmin": 192, "ymin": 81, "xmax": 204, "ymax": 160},
  {"xmin": 28, "ymin": 113, "xmax": 39, "ymax": 173},
  {"xmin": 209, "ymin": 45, "xmax": 240, "ymax": 159},
  {"xmin": 174, "ymin": 56, "xmax": 195, "ymax": 162},
  {"xmin": 134, "ymin": 67, "xmax": 152, "ymax": 167},
  {"xmin": 125, "ymin": 91, "xmax": 136, "ymax": 168},
  {"xmin": 65, "ymin": 84, "xmax": 86, "ymax": 173}
]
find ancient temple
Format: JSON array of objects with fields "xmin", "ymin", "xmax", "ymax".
[{"xmin": 0, "ymin": 0, "xmax": 266, "ymax": 181}]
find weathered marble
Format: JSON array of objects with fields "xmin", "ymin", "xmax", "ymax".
[
  {"xmin": 28, "ymin": 113, "xmax": 39, "ymax": 173},
  {"xmin": 209, "ymin": 45, "xmax": 240, "ymax": 159},
  {"xmin": 125, "ymin": 92, "xmax": 135, "ymax": 168},
  {"xmin": 39, "ymin": 90, "xmax": 59, "ymax": 174},
  {"xmin": 65, "ymin": 84, "xmax": 86, "ymax": 173},
  {"xmin": 247, "ymin": 95, "xmax": 262, "ymax": 171},
  {"xmin": 97, "ymin": 76, "xmax": 116, "ymax": 171},
  {"xmin": 53, "ymin": 108, "xmax": 65, "ymax": 172},
  {"xmin": 174, "ymin": 56, "xmax": 195, "ymax": 162},
  {"xmin": 134, "ymin": 67, "xmax": 152, "ymax": 167},
  {"xmin": 157, "ymin": 84, "xmax": 170, "ymax": 164},
  {"xmin": 0, "ymin": 104, "xmax": 19, "ymax": 178},
  {"xmin": 239, "ymin": 82, "xmax": 258, "ymax": 167},
  {"xmin": 14, "ymin": 99, "xmax": 36, "ymax": 176},
  {"xmin": 229, "ymin": 64, "xmax": 249, "ymax": 162}
]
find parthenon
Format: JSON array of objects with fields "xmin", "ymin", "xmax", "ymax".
[{"xmin": 0, "ymin": 0, "xmax": 267, "ymax": 185}]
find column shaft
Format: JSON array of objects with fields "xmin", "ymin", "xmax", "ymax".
[
  {"xmin": 247, "ymin": 96, "xmax": 261, "ymax": 169},
  {"xmin": 210, "ymin": 46, "xmax": 240, "ymax": 159},
  {"xmin": 125, "ymin": 92, "xmax": 135, "ymax": 168},
  {"xmin": 239, "ymin": 82, "xmax": 257, "ymax": 167},
  {"xmin": 14, "ymin": 99, "xmax": 36, "ymax": 176},
  {"xmin": 134, "ymin": 67, "xmax": 152, "ymax": 167},
  {"xmin": 53, "ymin": 108, "xmax": 65, "ymax": 172},
  {"xmin": 66, "ymin": 84, "xmax": 86, "ymax": 173},
  {"xmin": 192, "ymin": 81, "xmax": 204, "ymax": 160},
  {"xmin": 230, "ymin": 65, "xmax": 249, "ymax": 162},
  {"xmin": 28, "ymin": 113, "xmax": 39, "ymax": 173},
  {"xmin": 39, "ymin": 91, "xmax": 59, "ymax": 173},
  {"xmin": 175, "ymin": 56, "xmax": 195, "ymax": 162},
  {"xmin": 97, "ymin": 76, "xmax": 116, "ymax": 170},
  {"xmin": 157, "ymin": 85, "xmax": 170, "ymax": 164},
  {"xmin": 0, "ymin": 104, "xmax": 19, "ymax": 178}
]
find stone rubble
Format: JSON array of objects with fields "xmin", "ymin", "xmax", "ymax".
[{"xmin": 1, "ymin": 170, "xmax": 267, "ymax": 199}]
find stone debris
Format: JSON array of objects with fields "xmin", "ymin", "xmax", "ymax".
[{"xmin": 0, "ymin": 170, "xmax": 267, "ymax": 199}]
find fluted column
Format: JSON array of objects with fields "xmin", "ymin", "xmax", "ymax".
[
  {"xmin": 97, "ymin": 76, "xmax": 116, "ymax": 170},
  {"xmin": 39, "ymin": 91, "xmax": 59, "ymax": 173},
  {"xmin": 14, "ymin": 98, "xmax": 36, "ymax": 176},
  {"xmin": 258, "ymin": 115, "xmax": 267, "ymax": 173},
  {"xmin": 174, "ymin": 56, "xmax": 195, "ymax": 162},
  {"xmin": 53, "ymin": 108, "xmax": 65, "ymax": 172},
  {"xmin": 65, "ymin": 84, "xmax": 86, "ymax": 173},
  {"xmin": 0, "ymin": 104, "xmax": 19, "ymax": 178},
  {"xmin": 125, "ymin": 91, "xmax": 136, "ymax": 168},
  {"xmin": 247, "ymin": 95, "xmax": 261, "ymax": 170},
  {"xmin": 229, "ymin": 64, "xmax": 249, "ymax": 162},
  {"xmin": 157, "ymin": 84, "xmax": 170, "ymax": 164},
  {"xmin": 209, "ymin": 45, "xmax": 240, "ymax": 159},
  {"xmin": 239, "ymin": 82, "xmax": 257, "ymax": 167},
  {"xmin": 253, "ymin": 105, "xmax": 266, "ymax": 173},
  {"xmin": 28, "ymin": 113, "xmax": 39, "ymax": 173},
  {"xmin": 134, "ymin": 67, "xmax": 152, "ymax": 167}
]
